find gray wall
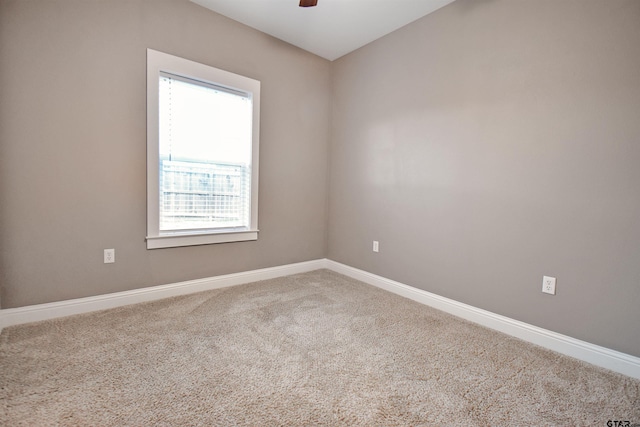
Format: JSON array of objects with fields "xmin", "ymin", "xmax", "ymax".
[
  {"xmin": 0, "ymin": 0, "xmax": 331, "ymax": 308},
  {"xmin": 329, "ymin": 0, "xmax": 640, "ymax": 357},
  {"xmin": 2, "ymin": 0, "xmax": 639, "ymax": 359}
]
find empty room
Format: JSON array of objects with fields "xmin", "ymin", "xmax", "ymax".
[{"xmin": 1, "ymin": 0, "xmax": 639, "ymax": 425}]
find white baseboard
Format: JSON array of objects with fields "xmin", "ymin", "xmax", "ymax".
[
  {"xmin": 0, "ymin": 259, "xmax": 326, "ymax": 331},
  {"xmin": 325, "ymin": 260, "xmax": 640, "ymax": 380},
  {"xmin": 1, "ymin": 258, "xmax": 638, "ymax": 379}
]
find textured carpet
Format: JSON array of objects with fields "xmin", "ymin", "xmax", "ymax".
[{"xmin": 1, "ymin": 269, "xmax": 639, "ymax": 426}]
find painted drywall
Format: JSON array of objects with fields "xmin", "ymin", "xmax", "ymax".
[
  {"xmin": 329, "ymin": 0, "xmax": 640, "ymax": 357},
  {"xmin": 0, "ymin": 0, "xmax": 331, "ymax": 307},
  {"xmin": 2, "ymin": 0, "xmax": 639, "ymax": 361}
]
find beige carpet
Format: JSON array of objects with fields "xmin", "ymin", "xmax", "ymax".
[{"xmin": 1, "ymin": 269, "xmax": 639, "ymax": 426}]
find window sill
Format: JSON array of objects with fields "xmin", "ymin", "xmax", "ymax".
[{"xmin": 146, "ymin": 229, "xmax": 258, "ymax": 249}]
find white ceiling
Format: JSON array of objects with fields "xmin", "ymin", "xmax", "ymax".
[{"xmin": 190, "ymin": 0, "xmax": 456, "ymax": 61}]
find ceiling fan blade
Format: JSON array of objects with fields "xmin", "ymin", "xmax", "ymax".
[{"xmin": 299, "ymin": 0, "xmax": 318, "ymax": 7}]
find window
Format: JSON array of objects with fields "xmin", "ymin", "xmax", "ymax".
[{"xmin": 146, "ymin": 49, "xmax": 260, "ymax": 249}]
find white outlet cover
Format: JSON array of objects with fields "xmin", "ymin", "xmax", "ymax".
[
  {"xmin": 104, "ymin": 248, "xmax": 115, "ymax": 264},
  {"xmin": 542, "ymin": 276, "xmax": 556, "ymax": 295}
]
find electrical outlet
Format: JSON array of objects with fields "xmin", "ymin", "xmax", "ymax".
[
  {"xmin": 373, "ymin": 241, "xmax": 379, "ymax": 253},
  {"xmin": 542, "ymin": 276, "xmax": 556, "ymax": 295},
  {"xmin": 104, "ymin": 248, "xmax": 115, "ymax": 264}
]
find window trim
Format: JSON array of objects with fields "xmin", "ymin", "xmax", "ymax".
[{"xmin": 146, "ymin": 49, "xmax": 260, "ymax": 249}]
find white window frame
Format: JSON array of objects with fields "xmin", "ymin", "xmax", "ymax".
[{"xmin": 146, "ymin": 49, "xmax": 260, "ymax": 249}]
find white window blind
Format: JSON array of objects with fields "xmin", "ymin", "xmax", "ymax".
[{"xmin": 158, "ymin": 73, "xmax": 253, "ymax": 232}]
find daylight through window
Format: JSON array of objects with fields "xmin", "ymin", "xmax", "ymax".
[{"xmin": 159, "ymin": 73, "xmax": 252, "ymax": 231}]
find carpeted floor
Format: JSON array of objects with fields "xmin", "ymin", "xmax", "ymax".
[{"xmin": 1, "ymin": 269, "xmax": 639, "ymax": 426}]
